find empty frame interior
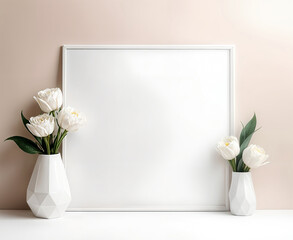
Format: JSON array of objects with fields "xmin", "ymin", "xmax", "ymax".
[{"xmin": 63, "ymin": 45, "xmax": 234, "ymax": 211}]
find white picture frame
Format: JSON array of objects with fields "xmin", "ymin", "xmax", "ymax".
[{"xmin": 62, "ymin": 45, "xmax": 234, "ymax": 211}]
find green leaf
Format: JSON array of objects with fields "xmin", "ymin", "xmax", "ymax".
[
  {"xmin": 21, "ymin": 111, "xmax": 42, "ymax": 145},
  {"xmin": 236, "ymin": 131, "xmax": 255, "ymax": 171},
  {"xmin": 239, "ymin": 114, "xmax": 256, "ymax": 146},
  {"xmin": 21, "ymin": 111, "xmax": 29, "ymax": 126},
  {"xmin": 236, "ymin": 158, "xmax": 244, "ymax": 172},
  {"xmin": 236, "ymin": 114, "xmax": 257, "ymax": 171},
  {"xmin": 5, "ymin": 136, "xmax": 43, "ymax": 154},
  {"xmin": 240, "ymin": 132, "xmax": 254, "ymax": 157}
]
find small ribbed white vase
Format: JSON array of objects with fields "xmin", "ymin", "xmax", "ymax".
[
  {"xmin": 229, "ymin": 172, "xmax": 256, "ymax": 216},
  {"xmin": 26, "ymin": 154, "xmax": 71, "ymax": 219}
]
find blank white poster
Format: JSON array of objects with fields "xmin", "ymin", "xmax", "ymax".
[{"xmin": 63, "ymin": 46, "xmax": 234, "ymax": 211}]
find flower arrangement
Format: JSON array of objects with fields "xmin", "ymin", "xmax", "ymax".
[
  {"xmin": 217, "ymin": 114, "xmax": 269, "ymax": 172},
  {"xmin": 6, "ymin": 88, "xmax": 86, "ymax": 155}
]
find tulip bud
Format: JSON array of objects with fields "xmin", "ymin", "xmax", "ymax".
[
  {"xmin": 243, "ymin": 144, "xmax": 269, "ymax": 169},
  {"xmin": 57, "ymin": 106, "xmax": 86, "ymax": 132},
  {"xmin": 217, "ymin": 136, "xmax": 240, "ymax": 160},
  {"xmin": 26, "ymin": 114, "xmax": 55, "ymax": 137},
  {"xmin": 33, "ymin": 88, "xmax": 63, "ymax": 113}
]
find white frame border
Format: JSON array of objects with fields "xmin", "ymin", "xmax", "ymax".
[{"xmin": 62, "ymin": 45, "xmax": 235, "ymax": 212}]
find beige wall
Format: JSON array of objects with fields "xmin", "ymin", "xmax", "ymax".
[{"xmin": 1, "ymin": 0, "xmax": 293, "ymax": 209}]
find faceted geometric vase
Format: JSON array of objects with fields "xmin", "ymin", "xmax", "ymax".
[
  {"xmin": 229, "ymin": 172, "xmax": 256, "ymax": 216},
  {"xmin": 27, "ymin": 154, "xmax": 71, "ymax": 219}
]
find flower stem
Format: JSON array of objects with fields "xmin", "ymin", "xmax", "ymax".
[
  {"xmin": 228, "ymin": 158, "xmax": 236, "ymax": 172},
  {"xmin": 44, "ymin": 136, "xmax": 51, "ymax": 155},
  {"xmin": 55, "ymin": 130, "xmax": 68, "ymax": 153},
  {"xmin": 243, "ymin": 165, "xmax": 250, "ymax": 172},
  {"xmin": 53, "ymin": 126, "xmax": 61, "ymax": 153}
]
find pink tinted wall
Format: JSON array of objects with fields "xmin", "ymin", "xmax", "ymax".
[{"xmin": 0, "ymin": 0, "xmax": 292, "ymax": 209}]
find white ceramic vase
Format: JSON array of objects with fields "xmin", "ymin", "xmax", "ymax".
[
  {"xmin": 26, "ymin": 154, "xmax": 71, "ymax": 219},
  {"xmin": 229, "ymin": 172, "xmax": 256, "ymax": 216}
]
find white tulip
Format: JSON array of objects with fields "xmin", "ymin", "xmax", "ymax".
[
  {"xmin": 217, "ymin": 136, "xmax": 240, "ymax": 160},
  {"xmin": 26, "ymin": 114, "xmax": 55, "ymax": 137},
  {"xmin": 243, "ymin": 144, "xmax": 269, "ymax": 169},
  {"xmin": 33, "ymin": 88, "xmax": 63, "ymax": 113},
  {"xmin": 57, "ymin": 106, "xmax": 86, "ymax": 132}
]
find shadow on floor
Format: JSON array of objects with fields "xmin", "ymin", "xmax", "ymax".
[{"xmin": 0, "ymin": 210, "xmax": 35, "ymax": 219}]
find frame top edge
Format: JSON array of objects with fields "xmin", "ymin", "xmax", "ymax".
[{"xmin": 62, "ymin": 45, "xmax": 235, "ymax": 50}]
